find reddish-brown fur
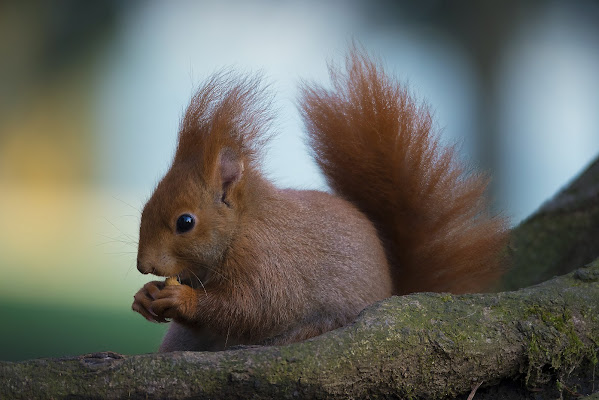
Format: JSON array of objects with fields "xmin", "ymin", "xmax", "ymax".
[
  {"xmin": 132, "ymin": 48, "xmax": 508, "ymax": 351},
  {"xmin": 300, "ymin": 49, "xmax": 508, "ymax": 294}
]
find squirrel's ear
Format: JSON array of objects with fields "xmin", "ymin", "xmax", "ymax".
[{"xmin": 217, "ymin": 147, "xmax": 244, "ymax": 198}]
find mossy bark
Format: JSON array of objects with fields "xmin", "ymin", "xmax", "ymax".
[
  {"xmin": 501, "ymin": 157, "xmax": 599, "ymax": 291},
  {"xmin": 2, "ymin": 156, "xmax": 599, "ymax": 400}
]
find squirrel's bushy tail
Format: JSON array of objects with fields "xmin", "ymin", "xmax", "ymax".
[{"xmin": 300, "ymin": 48, "xmax": 508, "ymax": 294}]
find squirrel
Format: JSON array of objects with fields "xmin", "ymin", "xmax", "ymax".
[{"xmin": 132, "ymin": 48, "xmax": 508, "ymax": 352}]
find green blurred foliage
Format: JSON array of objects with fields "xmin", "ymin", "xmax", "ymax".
[{"xmin": 1, "ymin": 301, "xmax": 167, "ymax": 361}]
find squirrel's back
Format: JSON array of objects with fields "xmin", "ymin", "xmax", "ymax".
[
  {"xmin": 237, "ymin": 187, "xmax": 393, "ymax": 343},
  {"xmin": 300, "ymin": 48, "xmax": 508, "ymax": 294}
]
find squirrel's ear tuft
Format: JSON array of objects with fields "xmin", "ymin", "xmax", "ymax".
[
  {"xmin": 218, "ymin": 147, "xmax": 244, "ymax": 194},
  {"xmin": 176, "ymin": 71, "xmax": 274, "ymax": 171}
]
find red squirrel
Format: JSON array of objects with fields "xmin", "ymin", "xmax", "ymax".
[{"xmin": 132, "ymin": 48, "xmax": 508, "ymax": 351}]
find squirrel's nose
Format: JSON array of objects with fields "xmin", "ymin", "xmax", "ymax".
[{"xmin": 137, "ymin": 258, "xmax": 152, "ymax": 275}]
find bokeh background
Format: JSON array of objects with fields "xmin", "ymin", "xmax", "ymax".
[{"xmin": 1, "ymin": 0, "xmax": 598, "ymax": 361}]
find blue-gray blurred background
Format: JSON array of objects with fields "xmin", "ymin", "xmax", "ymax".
[{"xmin": 1, "ymin": 0, "xmax": 598, "ymax": 361}]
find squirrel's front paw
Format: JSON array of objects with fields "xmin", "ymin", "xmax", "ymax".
[
  {"xmin": 132, "ymin": 281, "xmax": 168, "ymax": 323},
  {"xmin": 151, "ymin": 284, "xmax": 198, "ymax": 322}
]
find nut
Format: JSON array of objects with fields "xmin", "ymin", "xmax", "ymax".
[{"xmin": 165, "ymin": 276, "xmax": 180, "ymax": 286}]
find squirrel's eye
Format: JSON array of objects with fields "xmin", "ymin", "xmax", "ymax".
[{"xmin": 176, "ymin": 214, "xmax": 195, "ymax": 233}]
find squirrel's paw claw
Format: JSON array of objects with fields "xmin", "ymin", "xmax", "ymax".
[{"xmin": 132, "ymin": 281, "xmax": 168, "ymax": 323}]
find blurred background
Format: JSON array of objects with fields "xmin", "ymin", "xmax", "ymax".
[{"xmin": 1, "ymin": 0, "xmax": 598, "ymax": 361}]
